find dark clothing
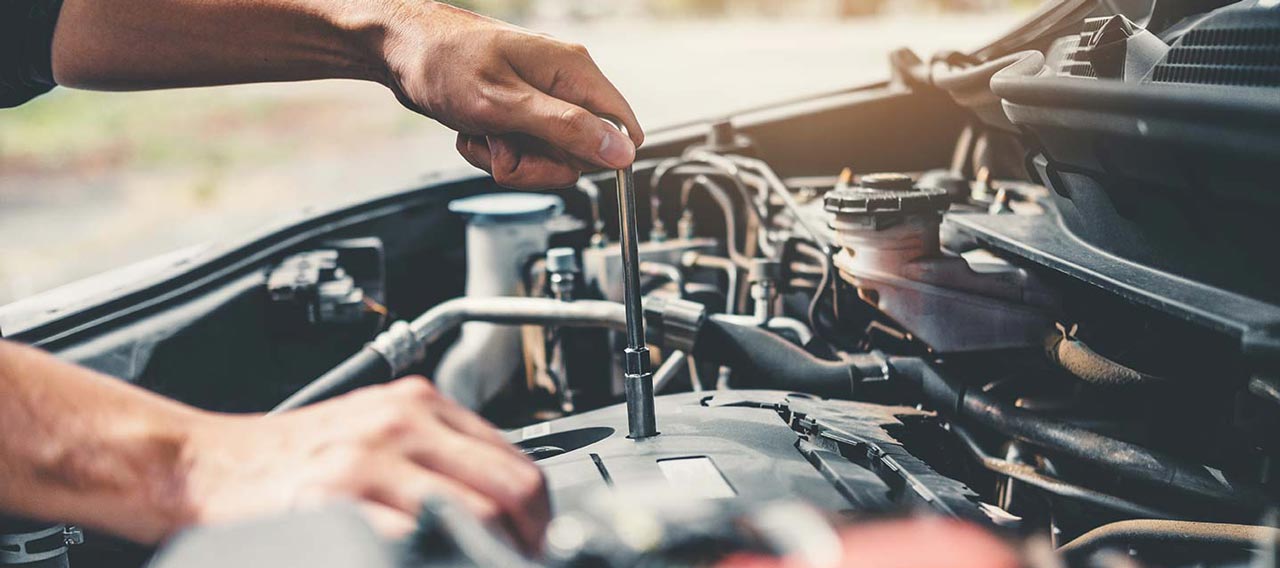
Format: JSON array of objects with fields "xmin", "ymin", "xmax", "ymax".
[{"xmin": 1, "ymin": 0, "xmax": 64, "ymax": 108}]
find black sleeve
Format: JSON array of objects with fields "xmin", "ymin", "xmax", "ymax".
[{"xmin": 1, "ymin": 0, "xmax": 65, "ymax": 108}]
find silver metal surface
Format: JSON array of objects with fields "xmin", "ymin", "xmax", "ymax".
[
  {"xmin": 0, "ymin": 524, "xmax": 69, "ymax": 564},
  {"xmin": 651, "ymin": 350, "xmax": 689, "ymax": 394},
  {"xmin": 682, "ymin": 252, "xmax": 740, "ymax": 315},
  {"xmin": 369, "ymin": 320, "xmax": 418, "ymax": 376},
  {"xmin": 408, "ymin": 297, "xmax": 628, "ymax": 349},
  {"xmin": 601, "ymin": 116, "xmax": 657, "ymax": 439},
  {"xmin": 951, "ymin": 424, "xmax": 1172, "ymax": 519}
]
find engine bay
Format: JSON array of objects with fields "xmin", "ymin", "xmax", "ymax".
[{"xmin": 6, "ymin": 0, "xmax": 1280, "ymax": 566}]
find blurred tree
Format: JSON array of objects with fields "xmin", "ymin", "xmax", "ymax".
[{"xmin": 650, "ymin": 0, "xmax": 728, "ymax": 18}]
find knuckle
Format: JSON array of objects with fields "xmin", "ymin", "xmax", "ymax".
[
  {"xmin": 321, "ymin": 447, "xmax": 371, "ymax": 488},
  {"xmin": 565, "ymin": 42, "xmax": 590, "ymax": 57},
  {"xmin": 367, "ymin": 412, "xmax": 414, "ymax": 442},
  {"xmin": 471, "ymin": 499, "xmax": 501, "ymax": 523},
  {"xmin": 467, "ymin": 86, "xmax": 505, "ymax": 122},
  {"xmin": 556, "ymin": 107, "xmax": 595, "ymax": 144},
  {"xmin": 393, "ymin": 376, "xmax": 437, "ymax": 402},
  {"xmin": 493, "ymin": 169, "xmax": 530, "ymax": 190},
  {"xmin": 507, "ymin": 463, "xmax": 546, "ymax": 505}
]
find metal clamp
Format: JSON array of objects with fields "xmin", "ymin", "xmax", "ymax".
[
  {"xmin": 369, "ymin": 320, "xmax": 417, "ymax": 376},
  {"xmin": 0, "ymin": 524, "xmax": 72, "ymax": 564}
]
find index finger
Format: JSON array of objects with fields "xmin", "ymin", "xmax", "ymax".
[{"xmin": 508, "ymin": 41, "xmax": 644, "ymax": 149}]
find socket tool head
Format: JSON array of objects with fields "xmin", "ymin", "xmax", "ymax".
[{"xmin": 599, "ymin": 115, "xmax": 657, "ymax": 439}]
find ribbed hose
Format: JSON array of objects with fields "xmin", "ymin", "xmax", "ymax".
[
  {"xmin": 1059, "ymin": 520, "xmax": 1280, "ymax": 561},
  {"xmin": 1044, "ymin": 328, "xmax": 1164, "ymax": 386},
  {"xmin": 888, "ymin": 357, "xmax": 1265, "ymax": 510}
]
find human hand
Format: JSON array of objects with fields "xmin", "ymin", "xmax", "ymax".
[
  {"xmin": 381, "ymin": 2, "xmax": 644, "ymax": 189},
  {"xmin": 179, "ymin": 377, "xmax": 548, "ymax": 551}
]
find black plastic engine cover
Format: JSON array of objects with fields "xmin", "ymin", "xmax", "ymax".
[{"xmin": 510, "ymin": 391, "xmax": 987, "ymax": 523}]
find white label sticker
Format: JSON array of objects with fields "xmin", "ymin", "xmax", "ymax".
[
  {"xmin": 521, "ymin": 422, "xmax": 552, "ymax": 440},
  {"xmin": 657, "ymin": 457, "xmax": 737, "ymax": 499}
]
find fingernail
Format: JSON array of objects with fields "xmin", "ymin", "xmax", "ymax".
[{"xmin": 598, "ymin": 129, "xmax": 635, "ymax": 168}]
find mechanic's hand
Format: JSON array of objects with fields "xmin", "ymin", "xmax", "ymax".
[
  {"xmin": 181, "ymin": 377, "xmax": 548, "ymax": 552},
  {"xmin": 383, "ymin": 2, "xmax": 644, "ymax": 189}
]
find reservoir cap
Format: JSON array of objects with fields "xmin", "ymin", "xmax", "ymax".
[{"xmin": 449, "ymin": 193, "xmax": 564, "ymax": 225}]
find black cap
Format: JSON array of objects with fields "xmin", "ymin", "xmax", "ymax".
[{"xmin": 824, "ymin": 173, "xmax": 949, "ymax": 216}]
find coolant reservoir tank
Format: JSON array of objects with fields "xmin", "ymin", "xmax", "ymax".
[
  {"xmin": 435, "ymin": 193, "xmax": 563, "ymax": 410},
  {"xmin": 824, "ymin": 173, "xmax": 1054, "ymax": 352}
]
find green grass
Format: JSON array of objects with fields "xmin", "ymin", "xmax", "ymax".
[{"xmin": 0, "ymin": 88, "xmax": 313, "ymax": 175}]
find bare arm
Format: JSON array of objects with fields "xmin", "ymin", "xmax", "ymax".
[
  {"xmin": 0, "ymin": 340, "xmax": 548, "ymax": 549},
  {"xmin": 51, "ymin": 0, "xmax": 644, "ymax": 188}
]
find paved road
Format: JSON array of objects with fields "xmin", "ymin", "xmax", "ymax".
[{"xmin": 0, "ymin": 13, "xmax": 1023, "ymax": 304}]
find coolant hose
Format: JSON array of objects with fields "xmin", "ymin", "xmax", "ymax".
[
  {"xmin": 272, "ymin": 347, "xmax": 392, "ymax": 414},
  {"xmin": 1044, "ymin": 329, "xmax": 1164, "ymax": 386},
  {"xmin": 1058, "ymin": 520, "xmax": 1280, "ymax": 562},
  {"xmin": 695, "ymin": 314, "xmax": 858, "ymax": 398},
  {"xmin": 887, "ymin": 357, "xmax": 1264, "ymax": 509}
]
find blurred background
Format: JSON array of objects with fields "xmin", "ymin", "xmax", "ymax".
[{"xmin": 0, "ymin": 0, "xmax": 1035, "ymax": 307}]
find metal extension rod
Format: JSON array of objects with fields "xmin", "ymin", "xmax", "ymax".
[{"xmin": 601, "ymin": 116, "xmax": 657, "ymax": 439}]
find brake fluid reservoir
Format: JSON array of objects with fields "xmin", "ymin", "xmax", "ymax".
[{"xmin": 434, "ymin": 193, "xmax": 563, "ymax": 409}]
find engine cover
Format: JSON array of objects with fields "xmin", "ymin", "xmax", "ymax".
[{"xmin": 511, "ymin": 391, "xmax": 989, "ymax": 522}]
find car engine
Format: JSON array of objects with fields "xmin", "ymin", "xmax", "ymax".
[{"xmin": 5, "ymin": 0, "xmax": 1280, "ymax": 566}]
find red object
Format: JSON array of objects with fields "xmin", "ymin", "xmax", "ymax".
[{"xmin": 719, "ymin": 518, "xmax": 1020, "ymax": 568}]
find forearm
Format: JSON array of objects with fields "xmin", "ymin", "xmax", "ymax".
[
  {"xmin": 50, "ymin": 0, "xmax": 426, "ymax": 90},
  {"xmin": 0, "ymin": 340, "xmax": 210, "ymax": 543}
]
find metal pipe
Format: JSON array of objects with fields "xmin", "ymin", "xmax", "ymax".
[
  {"xmin": 724, "ymin": 154, "xmax": 832, "ymax": 250},
  {"xmin": 651, "ymin": 159, "xmax": 766, "ymax": 225},
  {"xmin": 575, "ymin": 177, "xmax": 607, "ymax": 247},
  {"xmin": 651, "ymin": 159, "xmax": 766, "ymax": 259},
  {"xmin": 682, "ymin": 252, "xmax": 740, "ymax": 315},
  {"xmin": 951, "ymin": 425, "xmax": 1174, "ymax": 519},
  {"xmin": 602, "ymin": 116, "xmax": 657, "ymax": 439},
  {"xmin": 683, "ymin": 250, "xmax": 743, "ymax": 393},
  {"xmin": 652, "ymin": 350, "xmax": 689, "ymax": 394},
  {"xmin": 680, "ymin": 175, "xmax": 752, "ymax": 268},
  {"xmin": 1058, "ymin": 520, "xmax": 1280, "ymax": 561},
  {"xmin": 272, "ymin": 298, "xmax": 629, "ymax": 413},
  {"xmin": 639, "ymin": 261, "xmax": 685, "ymax": 298},
  {"xmin": 407, "ymin": 298, "xmax": 627, "ymax": 353}
]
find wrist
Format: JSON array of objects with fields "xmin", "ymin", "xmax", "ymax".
[
  {"xmin": 340, "ymin": 0, "xmax": 440, "ymax": 89},
  {"xmin": 372, "ymin": 0, "xmax": 441, "ymax": 89},
  {"xmin": 160, "ymin": 410, "xmax": 238, "ymax": 539},
  {"xmin": 320, "ymin": 0, "xmax": 436, "ymax": 86}
]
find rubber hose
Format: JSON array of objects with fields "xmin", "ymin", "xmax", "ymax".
[
  {"xmin": 1059, "ymin": 520, "xmax": 1280, "ymax": 562},
  {"xmin": 271, "ymin": 347, "xmax": 391, "ymax": 414},
  {"xmin": 1044, "ymin": 331, "xmax": 1163, "ymax": 386},
  {"xmin": 888, "ymin": 357, "xmax": 1264, "ymax": 509},
  {"xmin": 696, "ymin": 315, "xmax": 856, "ymax": 397}
]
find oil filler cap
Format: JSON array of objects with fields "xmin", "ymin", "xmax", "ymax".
[{"xmin": 823, "ymin": 173, "xmax": 948, "ymax": 216}]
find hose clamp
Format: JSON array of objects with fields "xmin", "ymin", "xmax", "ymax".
[
  {"xmin": 644, "ymin": 296, "xmax": 706, "ymax": 353},
  {"xmin": 370, "ymin": 320, "xmax": 417, "ymax": 376},
  {"xmin": 0, "ymin": 524, "xmax": 73, "ymax": 564}
]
